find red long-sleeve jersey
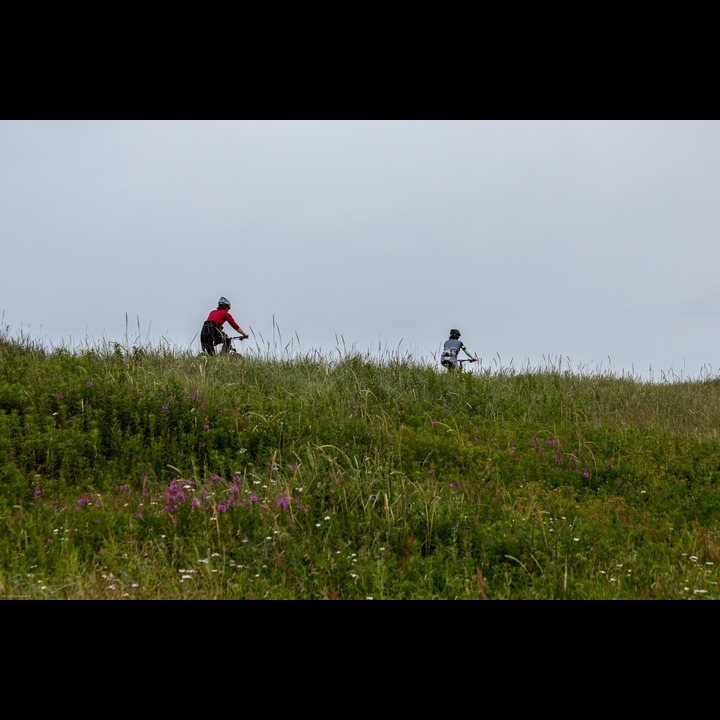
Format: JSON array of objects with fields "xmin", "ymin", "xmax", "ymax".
[{"xmin": 206, "ymin": 309, "xmax": 241, "ymax": 333}]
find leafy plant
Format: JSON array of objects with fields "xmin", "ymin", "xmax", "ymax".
[{"xmin": 1, "ymin": 329, "xmax": 719, "ymax": 599}]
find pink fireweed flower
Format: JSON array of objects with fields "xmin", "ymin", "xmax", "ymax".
[
  {"xmin": 163, "ymin": 479, "xmax": 185, "ymax": 513},
  {"xmin": 277, "ymin": 495, "xmax": 289, "ymax": 508}
]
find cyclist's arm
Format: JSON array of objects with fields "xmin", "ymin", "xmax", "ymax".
[{"xmin": 225, "ymin": 312, "xmax": 245, "ymax": 335}]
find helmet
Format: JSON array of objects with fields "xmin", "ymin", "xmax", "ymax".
[
  {"xmin": 450, "ymin": 329, "xmax": 461, "ymax": 337},
  {"xmin": 218, "ymin": 296, "xmax": 231, "ymax": 310}
]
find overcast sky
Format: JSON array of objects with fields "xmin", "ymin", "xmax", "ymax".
[{"xmin": 2, "ymin": 119, "xmax": 719, "ymax": 381}]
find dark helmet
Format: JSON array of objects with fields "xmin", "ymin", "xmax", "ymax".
[
  {"xmin": 450, "ymin": 328, "xmax": 461, "ymax": 337},
  {"xmin": 218, "ymin": 296, "xmax": 231, "ymax": 310}
]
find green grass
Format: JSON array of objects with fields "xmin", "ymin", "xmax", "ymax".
[{"xmin": 1, "ymin": 329, "xmax": 719, "ymax": 599}]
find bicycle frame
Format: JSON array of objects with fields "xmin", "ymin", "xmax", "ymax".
[
  {"xmin": 441, "ymin": 357, "xmax": 477, "ymax": 372},
  {"xmin": 223, "ymin": 336, "xmax": 245, "ymax": 354}
]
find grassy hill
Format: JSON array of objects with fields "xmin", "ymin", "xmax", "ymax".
[{"xmin": 2, "ymin": 332, "xmax": 719, "ymax": 599}]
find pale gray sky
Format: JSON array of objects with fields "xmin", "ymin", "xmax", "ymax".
[{"xmin": 2, "ymin": 119, "xmax": 719, "ymax": 380}]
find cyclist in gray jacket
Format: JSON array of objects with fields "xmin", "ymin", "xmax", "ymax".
[{"xmin": 440, "ymin": 329, "xmax": 478, "ymax": 370}]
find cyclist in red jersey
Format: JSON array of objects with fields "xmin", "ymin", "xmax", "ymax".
[{"xmin": 201, "ymin": 296, "xmax": 249, "ymax": 355}]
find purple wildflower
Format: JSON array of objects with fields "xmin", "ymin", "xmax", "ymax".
[{"xmin": 163, "ymin": 479, "xmax": 186, "ymax": 514}]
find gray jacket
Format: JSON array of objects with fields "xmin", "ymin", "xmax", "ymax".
[{"xmin": 441, "ymin": 338, "xmax": 472, "ymax": 366}]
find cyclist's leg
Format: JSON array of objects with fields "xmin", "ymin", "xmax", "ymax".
[
  {"xmin": 218, "ymin": 328, "xmax": 231, "ymax": 353},
  {"xmin": 201, "ymin": 323, "xmax": 215, "ymax": 355}
]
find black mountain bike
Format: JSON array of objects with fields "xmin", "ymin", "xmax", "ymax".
[
  {"xmin": 441, "ymin": 357, "xmax": 478, "ymax": 372},
  {"xmin": 225, "ymin": 336, "xmax": 246, "ymax": 355}
]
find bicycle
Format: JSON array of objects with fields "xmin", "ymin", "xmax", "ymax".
[
  {"xmin": 224, "ymin": 336, "xmax": 246, "ymax": 355},
  {"xmin": 441, "ymin": 357, "xmax": 478, "ymax": 372}
]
